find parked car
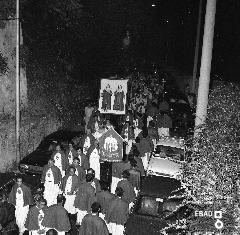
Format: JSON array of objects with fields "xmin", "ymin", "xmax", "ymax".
[
  {"xmin": 125, "ymin": 175, "xmax": 185, "ymax": 235},
  {"xmin": 19, "ymin": 130, "xmax": 84, "ymax": 174},
  {"xmin": 147, "ymin": 137, "xmax": 185, "ymax": 180},
  {"xmin": 0, "ymin": 172, "xmax": 41, "ymax": 234}
]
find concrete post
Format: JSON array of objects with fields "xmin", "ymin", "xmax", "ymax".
[
  {"xmin": 16, "ymin": 0, "xmax": 20, "ymax": 162},
  {"xmin": 194, "ymin": 0, "xmax": 217, "ymax": 135}
]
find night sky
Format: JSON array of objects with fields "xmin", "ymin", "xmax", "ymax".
[{"xmin": 21, "ymin": 0, "xmax": 240, "ymax": 82}]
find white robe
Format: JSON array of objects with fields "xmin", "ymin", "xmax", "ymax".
[
  {"xmin": 64, "ymin": 176, "xmax": 77, "ymax": 214},
  {"xmin": 30, "ymin": 209, "xmax": 46, "ymax": 235},
  {"xmin": 83, "ymin": 137, "xmax": 91, "ymax": 155},
  {"xmin": 89, "ymin": 148, "xmax": 100, "ymax": 180},
  {"xmin": 15, "ymin": 187, "xmax": 29, "ymax": 234},
  {"xmin": 68, "ymin": 150, "xmax": 74, "ymax": 165},
  {"xmin": 43, "ymin": 168, "xmax": 59, "ymax": 206},
  {"xmin": 54, "ymin": 152, "xmax": 65, "ymax": 177}
]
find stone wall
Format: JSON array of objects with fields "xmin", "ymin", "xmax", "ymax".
[{"xmin": 0, "ymin": 114, "xmax": 62, "ymax": 172}]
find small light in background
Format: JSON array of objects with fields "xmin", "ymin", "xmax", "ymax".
[{"xmin": 152, "ymin": 3, "xmax": 156, "ymax": 7}]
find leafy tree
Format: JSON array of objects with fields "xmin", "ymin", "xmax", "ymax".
[{"xmin": 182, "ymin": 83, "xmax": 240, "ymax": 234}]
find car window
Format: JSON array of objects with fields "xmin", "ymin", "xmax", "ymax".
[
  {"xmin": 137, "ymin": 196, "xmax": 163, "ymax": 217},
  {"xmin": 155, "ymin": 145, "xmax": 184, "ymax": 161}
]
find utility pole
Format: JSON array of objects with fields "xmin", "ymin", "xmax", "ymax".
[
  {"xmin": 194, "ymin": 0, "xmax": 217, "ymax": 135},
  {"xmin": 191, "ymin": 0, "xmax": 203, "ymax": 94},
  {"xmin": 16, "ymin": 0, "xmax": 20, "ymax": 162}
]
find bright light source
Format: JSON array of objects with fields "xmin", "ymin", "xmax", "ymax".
[{"xmin": 152, "ymin": 3, "xmax": 156, "ymax": 7}]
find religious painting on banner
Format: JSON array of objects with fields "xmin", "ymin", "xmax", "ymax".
[
  {"xmin": 98, "ymin": 79, "xmax": 128, "ymax": 115},
  {"xmin": 98, "ymin": 128, "xmax": 123, "ymax": 162}
]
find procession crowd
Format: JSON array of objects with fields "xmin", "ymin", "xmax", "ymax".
[{"xmin": 2, "ymin": 73, "xmax": 193, "ymax": 235}]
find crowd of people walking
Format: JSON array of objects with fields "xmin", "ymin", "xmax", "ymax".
[{"xmin": 2, "ymin": 71, "xmax": 195, "ymax": 235}]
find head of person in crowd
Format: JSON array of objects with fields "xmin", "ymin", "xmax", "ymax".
[
  {"xmin": 130, "ymin": 159, "xmax": 137, "ymax": 169},
  {"xmin": 160, "ymin": 111, "xmax": 166, "ymax": 116},
  {"xmin": 93, "ymin": 140, "xmax": 99, "ymax": 147},
  {"xmin": 55, "ymin": 144, "xmax": 61, "ymax": 152},
  {"xmin": 73, "ymin": 157, "xmax": 80, "ymax": 167},
  {"xmin": 135, "ymin": 136, "xmax": 140, "ymax": 144},
  {"xmin": 115, "ymin": 187, "xmax": 124, "ymax": 198},
  {"xmin": 126, "ymin": 111, "xmax": 132, "ymax": 121},
  {"xmin": 86, "ymin": 173, "xmax": 94, "ymax": 183},
  {"xmin": 163, "ymin": 111, "xmax": 170, "ymax": 117},
  {"xmin": 87, "ymin": 101, "xmax": 92, "ymax": 108},
  {"xmin": 91, "ymin": 202, "xmax": 101, "ymax": 215},
  {"xmin": 87, "ymin": 168, "xmax": 95, "ymax": 177},
  {"xmin": 105, "ymin": 119, "xmax": 112, "ymax": 129},
  {"xmin": 68, "ymin": 142, "xmax": 74, "ymax": 150},
  {"xmin": 57, "ymin": 194, "xmax": 66, "ymax": 206},
  {"xmin": 68, "ymin": 166, "xmax": 76, "ymax": 176},
  {"xmin": 36, "ymin": 197, "xmax": 47, "ymax": 210},
  {"xmin": 46, "ymin": 229, "xmax": 58, "ymax": 235},
  {"xmin": 148, "ymin": 120, "xmax": 155, "ymax": 128},
  {"xmin": 76, "ymin": 147, "xmax": 83, "ymax": 154},
  {"xmin": 100, "ymin": 182, "xmax": 110, "ymax": 192},
  {"xmin": 131, "ymin": 145, "xmax": 140, "ymax": 157},
  {"xmin": 0, "ymin": 192, "xmax": 6, "ymax": 203},
  {"xmin": 48, "ymin": 158, "xmax": 55, "ymax": 167},
  {"xmin": 127, "ymin": 154, "xmax": 134, "ymax": 163},
  {"xmin": 87, "ymin": 168, "xmax": 95, "ymax": 174},
  {"xmin": 152, "ymin": 101, "xmax": 158, "ymax": 108},
  {"xmin": 142, "ymin": 127, "xmax": 149, "ymax": 138},
  {"xmin": 122, "ymin": 170, "xmax": 130, "ymax": 180},
  {"xmin": 182, "ymin": 112, "xmax": 188, "ymax": 119},
  {"xmin": 16, "ymin": 176, "xmax": 23, "ymax": 187}
]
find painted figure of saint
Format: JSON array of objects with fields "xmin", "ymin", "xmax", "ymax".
[
  {"xmin": 101, "ymin": 84, "xmax": 112, "ymax": 111},
  {"xmin": 113, "ymin": 85, "xmax": 125, "ymax": 111}
]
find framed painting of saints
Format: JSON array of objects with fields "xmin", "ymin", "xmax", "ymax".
[{"xmin": 98, "ymin": 79, "xmax": 128, "ymax": 115}]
